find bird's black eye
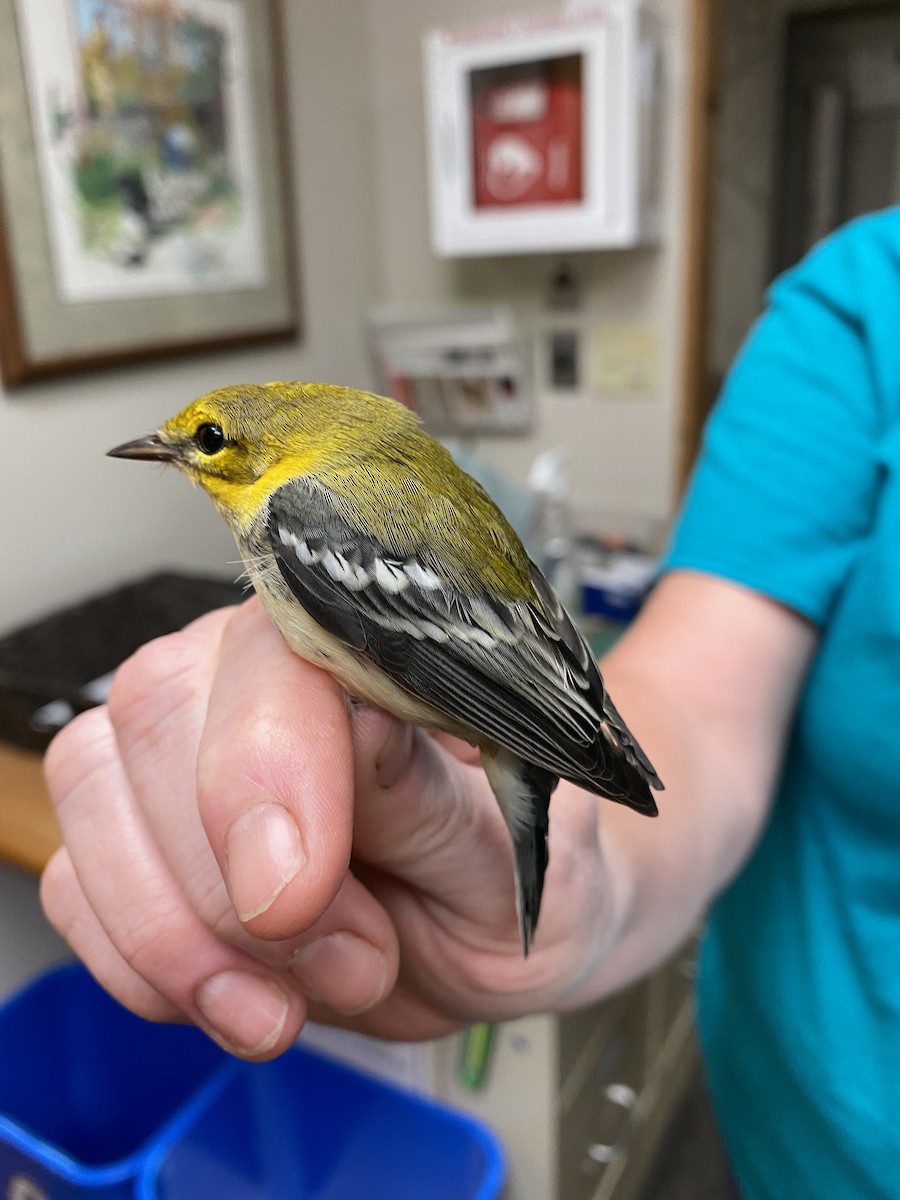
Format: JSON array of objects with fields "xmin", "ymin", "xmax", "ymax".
[{"xmin": 195, "ymin": 423, "xmax": 225, "ymax": 455}]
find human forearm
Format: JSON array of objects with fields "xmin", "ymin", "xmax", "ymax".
[
  {"xmin": 557, "ymin": 571, "xmax": 817, "ymax": 1009},
  {"xmin": 568, "ymin": 700, "xmax": 763, "ymax": 1005}
]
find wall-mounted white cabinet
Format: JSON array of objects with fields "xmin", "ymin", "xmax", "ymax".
[{"xmin": 424, "ymin": 3, "xmax": 663, "ymax": 257}]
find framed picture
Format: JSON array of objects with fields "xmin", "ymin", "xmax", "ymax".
[
  {"xmin": 424, "ymin": 3, "xmax": 663, "ymax": 257},
  {"xmin": 0, "ymin": 0, "xmax": 298, "ymax": 387}
]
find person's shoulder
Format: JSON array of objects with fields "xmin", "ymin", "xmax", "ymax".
[
  {"xmin": 785, "ymin": 207, "xmax": 900, "ymax": 291},
  {"xmin": 762, "ymin": 209, "xmax": 900, "ymax": 340},
  {"xmin": 819, "ymin": 206, "xmax": 900, "ymax": 248}
]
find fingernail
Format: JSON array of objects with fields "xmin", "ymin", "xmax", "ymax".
[
  {"xmin": 288, "ymin": 933, "xmax": 388, "ymax": 1015},
  {"xmin": 225, "ymin": 801, "xmax": 305, "ymax": 922},
  {"xmin": 196, "ymin": 971, "xmax": 289, "ymax": 1056},
  {"xmin": 375, "ymin": 721, "xmax": 414, "ymax": 789}
]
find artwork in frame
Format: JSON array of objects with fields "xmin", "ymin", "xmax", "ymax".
[{"xmin": 0, "ymin": 0, "xmax": 298, "ymax": 387}]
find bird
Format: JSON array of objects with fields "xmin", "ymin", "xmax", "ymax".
[{"xmin": 108, "ymin": 382, "xmax": 662, "ymax": 954}]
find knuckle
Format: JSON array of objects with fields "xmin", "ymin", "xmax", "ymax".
[
  {"xmin": 43, "ymin": 706, "xmax": 115, "ymax": 797},
  {"xmin": 107, "ymin": 631, "xmax": 204, "ymax": 745},
  {"xmin": 108, "ymin": 632, "xmax": 185, "ymax": 711},
  {"xmin": 182, "ymin": 602, "xmax": 238, "ymax": 640},
  {"xmin": 204, "ymin": 893, "xmax": 248, "ymax": 944},
  {"xmin": 39, "ymin": 853, "xmax": 182, "ymax": 1025},
  {"xmin": 115, "ymin": 897, "xmax": 189, "ymax": 981},
  {"xmin": 184, "ymin": 860, "xmax": 236, "ymax": 937}
]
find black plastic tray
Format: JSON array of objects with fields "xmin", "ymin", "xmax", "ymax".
[{"xmin": 0, "ymin": 571, "xmax": 244, "ymax": 751}]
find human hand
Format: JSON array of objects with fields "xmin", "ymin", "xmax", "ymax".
[{"xmin": 40, "ymin": 599, "xmax": 620, "ymax": 1058}]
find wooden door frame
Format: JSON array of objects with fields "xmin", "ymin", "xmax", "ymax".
[{"xmin": 675, "ymin": 0, "xmax": 723, "ymax": 499}]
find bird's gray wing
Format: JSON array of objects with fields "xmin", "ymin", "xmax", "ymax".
[{"xmin": 266, "ymin": 478, "xmax": 660, "ymax": 811}]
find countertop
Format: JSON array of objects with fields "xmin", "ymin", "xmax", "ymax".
[{"xmin": 0, "ymin": 742, "xmax": 59, "ymax": 874}]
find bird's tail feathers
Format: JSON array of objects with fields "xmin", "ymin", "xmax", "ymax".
[{"xmin": 482, "ymin": 747, "xmax": 557, "ymax": 955}]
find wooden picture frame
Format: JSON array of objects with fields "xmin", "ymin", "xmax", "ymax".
[{"xmin": 0, "ymin": 0, "xmax": 298, "ymax": 387}]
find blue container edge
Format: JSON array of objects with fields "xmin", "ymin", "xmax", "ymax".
[
  {"xmin": 136, "ymin": 1043, "xmax": 507, "ymax": 1200},
  {"xmin": 0, "ymin": 1064, "xmax": 239, "ymax": 1188},
  {"xmin": 0, "ymin": 963, "xmax": 240, "ymax": 1188}
]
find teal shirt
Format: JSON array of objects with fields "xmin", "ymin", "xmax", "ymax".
[{"xmin": 665, "ymin": 209, "xmax": 900, "ymax": 1199}]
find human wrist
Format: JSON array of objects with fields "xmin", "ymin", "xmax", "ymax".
[
  {"xmin": 546, "ymin": 793, "xmax": 640, "ymax": 1012},
  {"xmin": 504, "ymin": 782, "xmax": 638, "ymax": 1017}
]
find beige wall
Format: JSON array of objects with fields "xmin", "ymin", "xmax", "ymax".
[
  {"xmin": 0, "ymin": 0, "xmax": 379, "ymax": 630},
  {"xmin": 0, "ymin": 0, "xmax": 697, "ymax": 1011},
  {"xmin": 365, "ymin": 0, "xmax": 691, "ymax": 535},
  {"xmin": 2, "ymin": 0, "xmax": 693, "ymax": 631}
]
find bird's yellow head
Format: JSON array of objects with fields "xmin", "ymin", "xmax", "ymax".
[{"xmin": 108, "ymin": 381, "xmax": 418, "ymax": 531}]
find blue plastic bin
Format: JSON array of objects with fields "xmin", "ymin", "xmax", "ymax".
[
  {"xmin": 138, "ymin": 1047, "xmax": 505, "ymax": 1200},
  {"xmin": 0, "ymin": 964, "xmax": 231, "ymax": 1199},
  {"xmin": 0, "ymin": 965, "xmax": 505, "ymax": 1199}
]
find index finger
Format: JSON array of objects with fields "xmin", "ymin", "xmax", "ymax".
[{"xmin": 197, "ymin": 599, "xmax": 356, "ymax": 940}]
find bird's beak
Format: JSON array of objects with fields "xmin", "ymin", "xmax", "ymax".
[{"xmin": 107, "ymin": 433, "xmax": 178, "ymax": 463}]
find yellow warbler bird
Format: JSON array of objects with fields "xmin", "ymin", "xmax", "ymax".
[{"xmin": 109, "ymin": 382, "xmax": 662, "ymax": 953}]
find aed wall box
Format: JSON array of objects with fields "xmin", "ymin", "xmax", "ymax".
[{"xmin": 424, "ymin": 3, "xmax": 663, "ymax": 257}]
